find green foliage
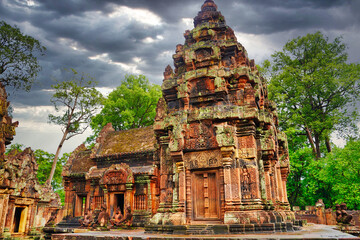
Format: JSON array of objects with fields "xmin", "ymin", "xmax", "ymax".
[
  {"xmin": 0, "ymin": 20, "xmax": 46, "ymax": 91},
  {"xmin": 91, "ymin": 74, "xmax": 162, "ymax": 132},
  {"xmin": 263, "ymin": 32, "xmax": 360, "ymax": 210},
  {"xmin": 267, "ymin": 32, "xmax": 360, "ymax": 158},
  {"xmin": 34, "ymin": 150, "xmax": 66, "ymax": 188},
  {"xmin": 316, "ymin": 140, "xmax": 360, "ymax": 209},
  {"xmin": 5, "ymin": 143, "xmax": 24, "ymax": 155},
  {"xmin": 286, "ymin": 131, "xmax": 360, "ymax": 209},
  {"xmin": 48, "ymin": 68, "xmax": 103, "ymax": 185},
  {"xmin": 287, "ymin": 146, "xmax": 334, "ymax": 208},
  {"xmin": 49, "ymin": 69, "xmax": 104, "ymax": 139},
  {"xmin": 34, "ymin": 149, "xmax": 68, "ymax": 205}
]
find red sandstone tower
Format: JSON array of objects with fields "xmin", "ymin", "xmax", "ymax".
[{"xmin": 149, "ymin": 0, "xmax": 294, "ymax": 232}]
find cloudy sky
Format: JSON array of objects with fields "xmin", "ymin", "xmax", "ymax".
[{"xmin": 1, "ymin": 0, "xmax": 359, "ymax": 154}]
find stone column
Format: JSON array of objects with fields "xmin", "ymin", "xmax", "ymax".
[
  {"xmin": 176, "ymin": 162, "xmax": 186, "ymax": 211},
  {"xmin": 257, "ymin": 151, "xmax": 267, "ymax": 200},
  {"xmin": 221, "ymin": 146, "xmax": 235, "ymax": 208},
  {"xmin": 185, "ymin": 168, "xmax": 191, "ymax": 223},
  {"xmin": 126, "ymin": 183, "xmax": 134, "ymax": 210},
  {"xmin": 280, "ymin": 167, "xmax": 289, "ymax": 203},
  {"xmin": 264, "ymin": 166, "xmax": 272, "ymax": 201},
  {"xmin": 276, "ymin": 165, "xmax": 283, "ymax": 203},
  {"xmin": 89, "ymin": 180, "xmax": 95, "ymax": 211},
  {"xmin": 103, "ymin": 188, "xmax": 108, "ymax": 212}
]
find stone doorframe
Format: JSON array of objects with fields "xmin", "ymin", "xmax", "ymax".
[
  {"xmin": 100, "ymin": 163, "xmax": 134, "ymax": 217},
  {"xmin": 191, "ymin": 169, "xmax": 221, "ymax": 221}
]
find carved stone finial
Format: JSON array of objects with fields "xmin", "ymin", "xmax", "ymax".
[
  {"xmin": 164, "ymin": 65, "xmax": 173, "ymax": 80},
  {"xmin": 201, "ymin": 0, "xmax": 218, "ymax": 12}
]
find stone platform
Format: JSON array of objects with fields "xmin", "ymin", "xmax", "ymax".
[{"xmin": 51, "ymin": 224, "xmax": 359, "ymax": 239}]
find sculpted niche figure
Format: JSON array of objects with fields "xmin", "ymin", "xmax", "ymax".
[
  {"xmin": 97, "ymin": 204, "xmax": 110, "ymax": 227},
  {"xmin": 110, "ymin": 208, "xmax": 123, "ymax": 226},
  {"xmin": 79, "ymin": 209, "xmax": 94, "ymax": 227},
  {"xmin": 336, "ymin": 203, "xmax": 353, "ymax": 224}
]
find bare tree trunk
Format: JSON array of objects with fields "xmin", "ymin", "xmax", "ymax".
[
  {"xmin": 325, "ymin": 136, "xmax": 332, "ymax": 153},
  {"xmin": 47, "ymin": 130, "xmax": 68, "ymax": 187},
  {"xmin": 305, "ymin": 126, "xmax": 317, "ymax": 156}
]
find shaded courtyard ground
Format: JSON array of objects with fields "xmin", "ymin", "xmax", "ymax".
[{"xmin": 52, "ymin": 224, "xmax": 359, "ymax": 240}]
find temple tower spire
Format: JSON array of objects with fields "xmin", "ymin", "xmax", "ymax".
[
  {"xmin": 194, "ymin": 0, "xmax": 224, "ymax": 27},
  {"xmin": 149, "ymin": 0, "xmax": 294, "ymax": 232}
]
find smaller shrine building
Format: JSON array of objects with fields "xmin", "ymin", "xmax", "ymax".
[
  {"xmin": 0, "ymin": 83, "xmax": 60, "ymax": 238},
  {"xmin": 62, "ymin": 124, "xmax": 159, "ymax": 226}
]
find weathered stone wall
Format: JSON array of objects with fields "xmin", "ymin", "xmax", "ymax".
[{"xmin": 294, "ymin": 205, "xmax": 360, "ymax": 226}]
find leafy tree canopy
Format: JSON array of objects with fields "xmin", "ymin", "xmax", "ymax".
[
  {"xmin": 47, "ymin": 68, "xmax": 103, "ymax": 185},
  {"xmin": 91, "ymin": 74, "xmax": 162, "ymax": 132},
  {"xmin": 287, "ymin": 139, "xmax": 360, "ymax": 210},
  {"xmin": 0, "ymin": 20, "xmax": 46, "ymax": 91},
  {"xmin": 316, "ymin": 140, "xmax": 360, "ymax": 209},
  {"xmin": 266, "ymin": 32, "xmax": 360, "ymax": 158}
]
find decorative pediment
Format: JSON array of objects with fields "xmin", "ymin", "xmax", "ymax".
[{"xmin": 100, "ymin": 163, "xmax": 134, "ymax": 185}]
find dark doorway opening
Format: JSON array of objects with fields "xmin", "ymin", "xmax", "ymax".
[
  {"xmin": 13, "ymin": 207, "xmax": 24, "ymax": 233},
  {"xmin": 115, "ymin": 194, "xmax": 124, "ymax": 214}
]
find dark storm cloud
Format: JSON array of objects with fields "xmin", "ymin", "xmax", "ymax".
[
  {"xmin": 9, "ymin": 90, "xmax": 52, "ymax": 106},
  {"xmin": 1, "ymin": 0, "xmax": 359, "ymax": 153},
  {"xmin": 215, "ymin": 0, "xmax": 360, "ymax": 34},
  {"xmin": 1, "ymin": 0, "xmax": 360, "ymax": 107},
  {"xmin": 35, "ymin": 0, "xmax": 198, "ymax": 22}
]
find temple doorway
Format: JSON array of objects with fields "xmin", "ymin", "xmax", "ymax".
[
  {"xmin": 74, "ymin": 195, "xmax": 86, "ymax": 217},
  {"xmin": 114, "ymin": 193, "xmax": 124, "ymax": 214},
  {"xmin": 12, "ymin": 206, "xmax": 28, "ymax": 233},
  {"xmin": 192, "ymin": 170, "xmax": 220, "ymax": 221}
]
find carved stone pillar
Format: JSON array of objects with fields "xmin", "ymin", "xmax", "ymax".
[
  {"xmin": 270, "ymin": 165, "xmax": 278, "ymax": 203},
  {"xmin": 221, "ymin": 146, "xmax": 234, "ymax": 207},
  {"xmin": 276, "ymin": 165, "xmax": 283, "ymax": 203},
  {"xmin": 126, "ymin": 182, "xmax": 134, "ymax": 210},
  {"xmin": 185, "ymin": 168, "xmax": 191, "ymax": 223},
  {"xmin": 176, "ymin": 162, "xmax": 185, "ymax": 211},
  {"xmin": 103, "ymin": 188, "xmax": 108, "ymax": 210},
  {"xmin": 280, "ymin": 166, "xmax": 289, "ymax": 203},
  {"xmin": 170, "ymin": 151, "xmax": 183, "ymax": 210},
  {"xmin": 88, "ymin": 180, "xmax": 95, "ymax": 211},
  {"xmin": 264, "ymin": 166, "xmax": 272, "ymax": 202},
  {"xmin": 257, "ymin": 151, "xmax": 267, "ymax": 200}
]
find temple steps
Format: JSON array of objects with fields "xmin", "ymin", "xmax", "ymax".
[{"xmin": 186, "ymin": 225, "xmax": 215, "ymax": 235}]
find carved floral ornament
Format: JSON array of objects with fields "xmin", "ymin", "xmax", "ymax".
[{"xmin": 99, "ymin": 163, "xmax": 134, "ymax": 185}]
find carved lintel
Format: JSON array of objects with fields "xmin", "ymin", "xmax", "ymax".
[
  {"xmin": 15, "ymin": 197, "xmax": 34, "ymax": 205},
  {"xmin": 184, "ymin": 150, "xmax": 222, "ymax": 169}
]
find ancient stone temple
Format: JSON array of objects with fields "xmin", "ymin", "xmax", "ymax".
[
  {"xmin": 60, "ymin": 0, "xmax": 295, "ymax": 233},
  {"xmin": 0, "ymin": 83, "xmax": 61, "ymax": 238},
  {"xmin": 147, "ymin": 0, "xmax": 294, "ymax": 232},
  {"xmin": 61, "ymin": 124, "xmax": 158, "ymax": 227},
  {"xmin": 0, "ymin": 82, "xmax": 18, "ymax": 237}
]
